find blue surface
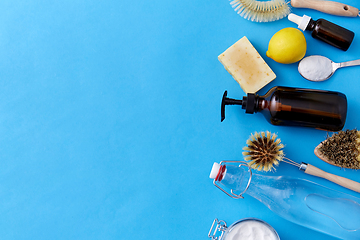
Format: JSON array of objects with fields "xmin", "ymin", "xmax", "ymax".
[{"xmin": 1, "ymin": 0, "xmax": 360, "ymax": 239}]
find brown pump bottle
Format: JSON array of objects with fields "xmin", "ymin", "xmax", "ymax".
[{"xmin": 221, "ymin": 86, "xmax": 347, "ymax": 131}]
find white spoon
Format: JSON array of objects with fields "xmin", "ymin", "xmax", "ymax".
[{"xmin": 298, "ymin": 55, "xmax": 360, "ymax": 82}]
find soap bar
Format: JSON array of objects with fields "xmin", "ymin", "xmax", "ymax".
[{"xmin": 218, "ymin": 36, "xmax": 276, "ymax": 93}]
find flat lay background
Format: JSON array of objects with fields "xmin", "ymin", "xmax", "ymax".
[{"xmin": 0, "ymin": 0, "xmax": 359, "ymax": 239}]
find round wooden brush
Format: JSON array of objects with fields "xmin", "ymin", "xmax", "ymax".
[
  {"xmin": 315, "ymin": 129, "xmax": 360, "ymax": 169},
  {"xmin": 243, "ymin": 131, "xmax": 360, "ymax": 193}
]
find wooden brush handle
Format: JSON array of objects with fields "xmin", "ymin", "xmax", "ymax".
[
  {"xmin": 291, "ymin": 0, "xmax": 359, "ymax": 17},
  {"xmin": 305, "ymin": 164, "xmax": 360, "ymax": 193}
]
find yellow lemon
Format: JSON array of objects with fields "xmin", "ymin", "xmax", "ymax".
[{"xmin": 266, "ymin": 27, "xmax": 307, "ymax": 64}]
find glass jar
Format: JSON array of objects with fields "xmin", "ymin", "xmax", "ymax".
[{"xmin": 208, "ymin": 218, "xmax": 280, "ymax": 240}]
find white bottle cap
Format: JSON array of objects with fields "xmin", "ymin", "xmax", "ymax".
[
  {"xmin": 209, "ymin": 162, "xmax": 221, "ymax": 179},
  {"xmin": 288, "ymin": 13, "xmax": 311, "ymax": 31}
]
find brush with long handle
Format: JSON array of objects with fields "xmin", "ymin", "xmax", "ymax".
[
  {"xmin": 291, "ymin": 0, "xmax": 359, "ymax": 17},
  {"xmin": 243, "ymin": 131, "xmax": 360, "ymax": 193}
]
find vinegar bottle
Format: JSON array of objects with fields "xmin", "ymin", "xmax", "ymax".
[
  {"xmin": 221, "ymin": 86, "xmax": 347, "ymax": 131},
  {"xmin": 209, "ymin": 161, "xmax": 360, "ymax": 239},
  {"xmin": 288, "ymin": 13, "xmax": 355, "ymax": 51}
]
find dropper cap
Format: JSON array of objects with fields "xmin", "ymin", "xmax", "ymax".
[
  {"xmin": 221, "ymin": 91, "xmax": 257, "ymax": 121},
  {"xmin": 288, "ymin": 13, "xmax": 311, "ymax": 31}
]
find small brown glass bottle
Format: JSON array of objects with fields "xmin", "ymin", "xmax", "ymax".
[
  {"xmin": 288, "ymin": 13, "xmax": 354, "ymax": 51},
  {"xmin": 221, "ymin": 86, "xmax": 347, "ymax": 131}
]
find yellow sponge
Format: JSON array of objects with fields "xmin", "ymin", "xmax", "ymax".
[{"xmin": 218, "ymin": 36, "xmax": 276, "ymax": 93}]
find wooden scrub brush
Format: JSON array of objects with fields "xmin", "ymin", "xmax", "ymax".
[
  {"xmin": 291, "ymin": 0, "xmax": 359, "ymax": 17},
  {"xmin": 229, "ymin": 0, "xmax": 291, "ymax": 22},
  {"xmin": 315, "ymin": 129, "xmax": 360, "ymax": 169},
  {"xmin": 243, "ymin": 131, "xmax": 360, "ymax": 193}
]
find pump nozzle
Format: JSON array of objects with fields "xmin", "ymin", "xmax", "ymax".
[
  {"xmin": 221, "ymin": 91, "xmax": 257, "ymax": 122},
  {"xmin": 221, "ymin": 91, "xmax": 243, "ymax": 122}
]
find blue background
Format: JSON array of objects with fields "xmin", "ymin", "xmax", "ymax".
[{"xmin": 0, "ymin": 0, "xmax": 359, "ymax": 239}]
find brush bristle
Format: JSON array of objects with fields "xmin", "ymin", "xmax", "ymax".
[
  {"xmin": 319, "ymin": 129, "xmax": 360, "ymax": 169},
  {"xmin": 243, "ymin": 131, "xmax": 284, "ymax": 171},
  {"xmin": 230, "ymin": 0, "xmax": 290, "ymax": 22}
]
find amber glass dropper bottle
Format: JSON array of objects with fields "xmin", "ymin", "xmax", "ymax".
[
  {"xmin": 221, "ymin": 86, "xmax": 347, "ymax": 131},
  {"xmin": 288, "ymin": 13, "xmax": 355, "ymax": 51}
]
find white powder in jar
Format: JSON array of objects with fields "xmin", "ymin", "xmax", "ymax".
[
  {"xmin": 298, "ymin": 55, "xmax": 333, "ymax": 81},
  {"xmin": 226, "ymin": 220, "xmax": 278, "ymax": 240}
]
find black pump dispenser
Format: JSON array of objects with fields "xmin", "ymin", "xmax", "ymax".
[
  {"xmin": 221, "ymin": 86, "xmax": 347, "ymax": 131},
  {"xmin": 221, "ymin": 91, "xmax": 256, "ymax": 121}
]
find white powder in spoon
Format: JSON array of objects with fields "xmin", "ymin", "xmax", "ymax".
[
  {"xmin": 226, "ymin": 220, "xmax": 278, "ymax": 240},
  {"xmin": 298, "ymin": 56, "xmax": 333, "ymax": 81}
]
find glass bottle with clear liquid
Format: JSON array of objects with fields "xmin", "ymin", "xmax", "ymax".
[{"xmin": 209, "ymin": 161, "xmax": 360, "ymax": 239}]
